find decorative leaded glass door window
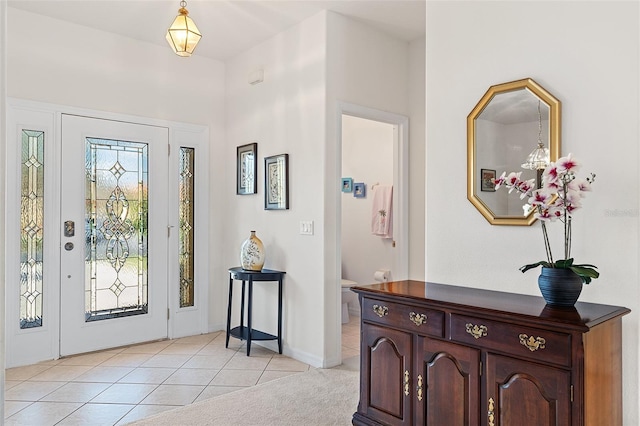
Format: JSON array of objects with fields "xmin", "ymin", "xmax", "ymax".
[
  {"xmin": 85, "ymin": 138, "xmax": 149, "ymax": 321},
  {"xmin": 20, "ymin": 130, "xmax": 45, "ymax": 329},
  {"xmin": 179, "ymin": 147, "xmax": 195, "ymax": 308}
]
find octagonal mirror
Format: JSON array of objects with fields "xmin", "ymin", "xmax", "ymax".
[{"xmin": 467, "ymin": 78, "xmax": 561, "ymax": 225}]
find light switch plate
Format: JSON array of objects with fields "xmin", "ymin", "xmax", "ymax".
[{"xmin": 299, "ymin": 220, "xmax": 314, "ymax": 235}]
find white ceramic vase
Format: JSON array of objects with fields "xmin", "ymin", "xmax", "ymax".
[{"xmin": 240, "ymin": 231, "xmax": 265, "ymax": 271}]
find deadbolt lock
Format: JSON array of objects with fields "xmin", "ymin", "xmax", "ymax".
[{"xmin": 64, "ymin": 220, "xmax": 75, "ymax": 237}]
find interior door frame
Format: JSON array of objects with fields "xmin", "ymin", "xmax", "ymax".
[
  {"xmin": 4, "ymin": 98, "xmax": 209, "ymax": 367},
  {"xmin": 335, "ymin": 101, "xmax": 409, "ymax": 361}
]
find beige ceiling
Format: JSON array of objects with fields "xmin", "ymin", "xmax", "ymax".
[{"xmin": 8, "ymin": 0, "xmax": 426, "ymax": 61}]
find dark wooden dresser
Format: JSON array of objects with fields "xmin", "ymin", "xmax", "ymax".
[{"xmin": 351, "ymin": 280, "xmax": 630, "ymax": 426}]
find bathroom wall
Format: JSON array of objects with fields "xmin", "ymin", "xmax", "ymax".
[{"xmin": 341, "ymin": 115, "xmax": 395, "ymax": 292}]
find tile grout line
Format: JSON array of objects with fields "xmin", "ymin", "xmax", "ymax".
[{"xmin": 5, "ymin": 326, "xmax": 357, "ymax": 424}]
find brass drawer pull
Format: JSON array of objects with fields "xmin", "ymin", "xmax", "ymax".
[
  {"xmin": 465, "ymin": 323, "xmax": 488, "ymax": 339},
  {"xmin": 372, "ymin": 304, "xmax": 388, "ymax": 318},
  {"xmin": 519, "ymin": 334, "xmax": 546, "ymax": 351},
  {"xmin": 417, "ymin": 374, "xmax": 423, "ymax": 401},
  {"xmin": 409, "ymin": 312, "xmax": 427, "ymax": 326},
  {"xmin": 488, "ymin": 397, "xmax": 495, "ymax": 426},
  {"xmin": 404, "ymin": 370, "xmax": 410, "ymax": 396}
]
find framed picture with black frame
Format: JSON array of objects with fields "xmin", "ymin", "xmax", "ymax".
[
  {"xmin": 264, "ymin": 153, "xmax": 289, "ymax": 210},
  {"xmin": 237, "ymin": 143, "xmax": 257, "ymax": 195},
  {"xmin": 480, "ymin": 168, "xmax": 496, "ymax": 192}
]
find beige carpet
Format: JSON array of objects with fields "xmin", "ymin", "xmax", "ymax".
[{"xmin": 129, "ymin": 358, "xmax": 359, "ymax": 426}]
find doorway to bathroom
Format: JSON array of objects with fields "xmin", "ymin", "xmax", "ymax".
[{"xmin": 338, "ymin": 103, "xmax": 409, "ymax": 360}]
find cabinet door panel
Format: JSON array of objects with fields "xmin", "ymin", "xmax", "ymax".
[
  {"xmin": 486, "ymin": 354, "xmax": 571, "ymax": 426},
  {"xmin": 361, "ymin": 323, "xmax": 412, "ymax": 425},
  {"xmin": 418, "ymin": 337, "xmax": 480, "ymax": 425}
]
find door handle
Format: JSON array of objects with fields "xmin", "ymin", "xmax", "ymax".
[{"xmin": 64, "ymin": 242, "xmax": 74, "ymax": 251}]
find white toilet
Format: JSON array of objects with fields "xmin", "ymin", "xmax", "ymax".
[{"xmin": 341, "ymin": 279, "xmax": 359, "ymax": 324}]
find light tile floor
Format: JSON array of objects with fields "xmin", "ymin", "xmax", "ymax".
[{"xmin": 4, "ymin": 320, "xmax": 361, "ymax": 426}]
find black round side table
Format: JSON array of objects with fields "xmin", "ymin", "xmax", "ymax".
[{"xmin": 225, "ymin": 267, "xmax": 285, "ymax": 356}]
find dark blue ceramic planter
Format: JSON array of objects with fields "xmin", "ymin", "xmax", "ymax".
[{"xmin": 538, "ymin": 267, "xmax": 584, "ymax": 307}]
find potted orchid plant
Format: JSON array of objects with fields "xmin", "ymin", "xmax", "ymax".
[{"xmin": 494, "ymin": 154, "xmax": 598, "ymax": 304}]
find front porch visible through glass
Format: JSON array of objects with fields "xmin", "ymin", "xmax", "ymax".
[{"xmin": 85, "ymin": 137, "xmax": 149, "ymax": 321}]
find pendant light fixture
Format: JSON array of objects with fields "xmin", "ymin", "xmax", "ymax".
[
  {"xmin": 521, "ymin": 100, "xmax": 550, "ymax": 190},
  {"xmin": 166, "ymin": 0, "xmax": 202, "ymax": 57},
  {"xmin": 521, "ymin": 100, "xmax": 550, "ymax": 171}
]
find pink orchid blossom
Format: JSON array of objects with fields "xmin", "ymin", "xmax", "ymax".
[
  {"xmin": 495, "ymin": 154, "xmax": 596, "ymax": 278},
  {"xmin": 542, "ymin": 165, "xmax": 559, "ymax": 185},
  {"xmin": 493, "ymin": 172, "xmax": 507, "ymax": 190},
  {"xmin": 516, "ymin": 179, "xmax": 536, "ymax": 199},
  {"xmin": 535, "ymin": 208, "xmax": 555, "ymax": 222},
  {"xmin": 571, "ymin": 178, "xmax": 592, "ymax": 193},
  {"xmin": 556, "ymin": 153, "xmax": 581, "ymax": 173},
  {"xmin": 528, "ymin": 190, "xmax": 553, "ymax": 207}
]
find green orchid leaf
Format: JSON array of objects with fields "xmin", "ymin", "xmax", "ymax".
[
  {"xmin": 570, "ymin": 265, "xmax": 599, "ymax": 280},
  {"xmin": 519, "ymin": 261, "xmax": 550, "ymax": 273},
  {"xmin": 519, "ymin": 260, "xmax": 599, "ymax": 284},
  {"xmin": 554, "ymin": 259, "xmax": 574, "ymax": 268},
  {"xmin": 573, "ymin": 263, "xmax": 598, "ymax": 269}
]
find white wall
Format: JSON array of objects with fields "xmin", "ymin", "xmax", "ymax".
[
  {"xmin": 426, "ymin": 2, "xmax": 639, "ymax": 423},
  {"xmin": 224, "ymin": 11, "xmax": 328, "ymax": 366},
  {"xmin": 1, "ymin": 0, "xmax": 7, "ymax": 418},
  {"xmin": 341, "ymin": 115, "xmax": 394, "ymax": 288},
  {"xmin": 409, "ymin": 37, "xmax": 426, "ymax": 281},
  {"xmin": 7, "ymin": 8, "xmax": 227, "ymax": 331}
]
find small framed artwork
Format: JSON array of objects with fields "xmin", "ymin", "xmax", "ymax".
[
  {"xmin": 237, "ymin": 143, "xmax": 257, "ymax": 195},
  {"xmin": 341, "ymin": 177, "xmax": 353, "ymax": 193},
  {"xmin": 264, "ymin": 153, "xmax": 289, "ymax": 210},
  {"xmin": 353, "ymin": 182, "xmax": 366, "ymax": 198},
  {"xmin": 481, "ymin": 168, "xmax": 496, "ymax": 192}
]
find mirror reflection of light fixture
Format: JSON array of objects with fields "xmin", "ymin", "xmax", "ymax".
[
  {"xmin": 166, "ymin": 0, "xmax": 202, "ymax": 57},
  {"xmin": 521, "ymin": 100, "xmax": 550, "ymax": 171}
]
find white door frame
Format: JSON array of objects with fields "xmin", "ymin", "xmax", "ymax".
[
  {"xmin": 0, "ymin": 1, "xmax": 7, "ymax": 414},
  {"xmin": 168, "ymin": 125, "xmax": 210, "ymax": 339},
  {"xmin": 4, "ymin": 98, "xmax": 209, "ymax": 367},
  {"xmin": 335, "ymin": 101, "xmax": 409, "ymax": 356}
]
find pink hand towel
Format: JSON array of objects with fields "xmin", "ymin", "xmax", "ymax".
[{"xmin": 371, "ymin": 185, "xmax": 393, "ymax": 238}]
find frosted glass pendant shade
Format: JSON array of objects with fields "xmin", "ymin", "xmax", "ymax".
[
  {"xmin": 521, "ymin": 142, "xmax": 550, "ymax": 170},
  {"xmin": 166, "ymin": 3, "xmax": 202, "ymax": 57}
]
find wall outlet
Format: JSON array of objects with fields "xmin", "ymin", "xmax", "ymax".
[{"xmin": 299, "ymin": 220, "xmax": 314, "ymax": 235}]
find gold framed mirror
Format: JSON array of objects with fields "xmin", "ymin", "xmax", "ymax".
[{"xmin": 467, "ymin": 78, "xmax": 561, "ymax": 225}]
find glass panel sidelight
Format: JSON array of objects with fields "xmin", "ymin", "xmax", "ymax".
[
  {"xmin": 179, "ymin": 147, "xmax": 195, "ymax": 307},
  {"xmin": 20, "ymin": 130, "xmax": 45, "ymax": 329},
  {"xmin": 85, "ymin": 138, "xmax": 149, "ymax": 321}
]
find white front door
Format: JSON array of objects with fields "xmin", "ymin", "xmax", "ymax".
[
  {"xmin": 6, "ymin": 101, "xmax": 209, "ymax": 368},
  {"xmin": 59, "ymin": 114, "xmax": 169, "ymax": 356}
]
